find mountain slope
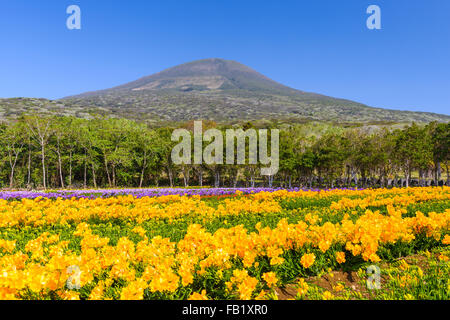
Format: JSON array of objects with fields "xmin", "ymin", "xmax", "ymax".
[
  {"xmin": 1, "ymin": 59, "xmax": 448, "ymax": 123},
  {"xmin": 75, "ymin": 58, "xmax": 304, "ymax": 96},
  {"xmin": 62, "ymin": 58, "xmax": 449, "ymax": 123}
]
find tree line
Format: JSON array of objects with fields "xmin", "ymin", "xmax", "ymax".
[{"xmin": 0, "ymin": 115, "xmax": 448, "ymax": 189}]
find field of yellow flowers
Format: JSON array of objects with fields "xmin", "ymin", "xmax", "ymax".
[{"xmin": 0, "ymin": 187, "xmax": 449, "ymax": 300}]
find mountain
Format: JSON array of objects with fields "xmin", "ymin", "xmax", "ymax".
[
  {"xmin": 1, "ymin": 58, "xmax": 449, "ymax": 123},
  {"xmin": 81, "ymin": 58, "xmax": 302, "ymax": 96}
]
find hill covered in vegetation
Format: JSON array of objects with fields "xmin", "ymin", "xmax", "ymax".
[{"xmin": 1, "ymin": 59, "xmax": 449, "ymax": 124}]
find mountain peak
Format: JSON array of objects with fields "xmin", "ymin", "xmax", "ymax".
[{"xmin": 162, "ymin": 58, "xmax": 266, "ymax": 78}]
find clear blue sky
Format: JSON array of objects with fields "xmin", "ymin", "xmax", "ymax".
[{"xmin": 1, "ymin": 0, "xmax": 449, "ymax": 115}]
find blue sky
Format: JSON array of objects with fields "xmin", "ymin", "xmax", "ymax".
[{"xmin": 0, "ymin": 0, "xmax": 449, "ymax": 115}]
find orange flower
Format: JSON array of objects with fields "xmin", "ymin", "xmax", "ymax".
[
  {"xmin": 333, "ymin": 283, "xmax": 344, "ymax": 292},
  {"xmin": 255, "ymin": 290, "xmax": 267, "ymax": 300},
  {"xmin": 443, "ymin": 235, "xmax": 450, "ymax": 245},
  {"xmin": 189, "ymin": 290, "xmax": 208, "ymax": 300},
  {"xmin": 322, "ymin": 291, "xmax": 334, "ymax": 300},
  {"xmin": 120, "ymin": 279, "xmax": 145, "ymax": 300},
  {"xmin": 438, "ymin": 254, "xmax": 448, "ymax": 262},
  {"xmin": 300, "ymin": 253, "xmax": 316, "ymax": 269},
  {"xmin": 336, "ymin": 251, "xmax": 346, "ymax": 264},
  {"xmin": 262, "ymin": 272, "xmax": 278, "ymax": 288}
]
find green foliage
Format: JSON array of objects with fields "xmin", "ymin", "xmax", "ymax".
[{"xmin": 0, "ymin": 115, "xmax": 448, "ymax": 189}]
